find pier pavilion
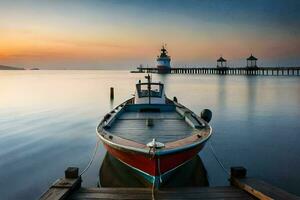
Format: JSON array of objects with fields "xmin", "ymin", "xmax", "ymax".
[
  {"xmin": 246, "ymin": 54, "xmax": 258, "ymax": 68},
  {"xmin": 217, "ymin": 57, "xmax": 227, "ymax": 68}
]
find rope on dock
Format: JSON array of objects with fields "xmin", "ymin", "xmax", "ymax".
[
  {"xmin": 80, "ymin": 138, "xmax": 101, "ymax": 176},
  {"xmin": 208, "ymin": 140, "xmax": 230, "ymax": 176},
  {"xmin": 152, "ymin": 183, "xmax": 155, "ymax": 200}
]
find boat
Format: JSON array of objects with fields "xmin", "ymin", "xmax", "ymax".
[
  {"xmin": 96, "ymin": 74, "xmax": 212, "ymax": 188},
  {"xmin": 99, "ymin": 152, "xmax": 209, "ymax": 188}
]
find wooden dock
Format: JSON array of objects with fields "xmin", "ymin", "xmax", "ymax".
[
  {"xmin": 40, "ymin": 167, "xmax": 299, "ymax": 200},
  {"xmin": 69, "ymin": 187, "xmax": 255, "ymax": 200},
  {"xmin": 135, "ymin": 67, "xmax": 300, "ymax": 76}
]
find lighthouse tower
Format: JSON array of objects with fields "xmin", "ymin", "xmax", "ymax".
[{"xmin": 156, "ymin": 45, "xmax": 171, "ymax": 74}]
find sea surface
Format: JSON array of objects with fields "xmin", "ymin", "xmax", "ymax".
[{"xmin": 0, "ymin": 70, "xmax": 299, "ymax": 199}]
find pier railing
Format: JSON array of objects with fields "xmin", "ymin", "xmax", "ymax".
[{"xmin": 136, "ymin": 67, "xmax": 300, "ymax": 76}]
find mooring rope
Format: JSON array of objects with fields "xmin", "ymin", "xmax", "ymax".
[
  {"xmin": 157, "ymin": 157, "xmax": 162, "ymax": 183},
  {"xmin": 151, "ymin": 182, "xmax": 155, "ymax": 200},
  {"xmin": 80, "ymin": 138, "xmax": 101, "ymax": 176},
  {"xmin": 208, "ymin": 140, "xmax": 230, "ymax": 176},
  {"xmin": 148, "ymin": 145, "xmax": 157, "ymax": 200}
]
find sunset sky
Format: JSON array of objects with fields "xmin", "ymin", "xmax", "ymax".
[{"xmin": 0, "ymin": 0, "xmax": 300, "ymax": 69}]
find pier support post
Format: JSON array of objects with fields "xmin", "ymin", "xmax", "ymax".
[{"xmin": 110, "ymin": 87, "xmax": 114, "ymax": 100}]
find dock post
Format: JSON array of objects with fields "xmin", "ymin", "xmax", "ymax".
[
  {"xmin": 39, "ymin": 167, "xmax": 81, "ymax": 200},
  {"xmin": 110, "ymin": 87, "xmax": 114, "ymax": 100},
  {"xmin": 230, "ymin": 166, "xmax": 247, "ymax": 180},
  {"xmin": 65, "ymin": 167, "xmax": 79, "ymax": 179}
]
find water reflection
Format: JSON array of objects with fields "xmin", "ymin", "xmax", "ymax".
[
  {"xmin": 245, "ymin": 76, "xmax": 258, "ymax": 120},
  {"xmin": 1, "ymin": 71, "xmax": 300, "ymax": 198},
  {"xmin": 99, "ymin": 153, "xmax": 209, "ymax": 188},
  {"xmin": 217, "ymin": 76, "xmax": 227, "ymax": 111},
  {"xmin": 110, "ymin": 98, "xmax": 114, "ymax": 110}
]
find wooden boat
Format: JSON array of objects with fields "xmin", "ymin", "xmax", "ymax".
[
  {"xmin": 96, "ymin": 75, "xmax": 212, "ymax": 188},
  {"xmin": 99, "ymin": 153, "xmax": 209, "ymax": 188}
]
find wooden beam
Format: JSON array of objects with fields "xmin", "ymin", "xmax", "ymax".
[
  {"xmin": 230, "ymin": 166, "xmax": 299, "ymax": 200},
  {"xmin": 69, "ymin": 186, "xmax": 256, "ymax": 200},
  {"xmin": 40, "ymin": 178, "xmax": 81, "ymax": 200},
  {"xmin": 39, "ymin": 167, "xmax": 81, "ymax": 200},
  {"xmin": 231, "ymin": 178, "xmax": 299, "ymax": 200}
]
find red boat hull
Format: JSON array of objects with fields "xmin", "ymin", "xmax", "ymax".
[{"xmin": 103, "ymin": 142, "xmax": 206, "ymax": 177}]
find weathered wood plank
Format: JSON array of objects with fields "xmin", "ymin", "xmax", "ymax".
[
  {"xmin": 71, "ymin": 198, "xmax": 253, "ymax": 200},
  {"xmin": 158, "ymin": 186, "xmax": 243, "ymax": 193},
  {"xmin": 73, "ymin": 192, "xmax": 251, "ymax": 198},
  {"xmin": 70, "ymin": 193, "xmax": 151, "ymax": 200},
  {"xmin": 156, "ymin": 191, "xmax": 254, "ymax": 199},
  {"xmin": 76, "ymin": 187, "xmax": 152, "ymax": 194},
  {"xmin": 76, "ymin": 186, "xmax": 250, "ymax": 195},
  {"xmin": 40, "ymin": 177, "xmax": 81, "ymax": 200},
  {"xmin": 41, "ymin": 188, "xmax": 70, "ymax": 200},
  {"xmin": 231, "ymin": 177, "xmax": 299, "ymax": 200},
  {"xmin": 69, "ymin": 187, "xmax": 257, "ymax": 200},
  {"xmin": 78, "ymin": 186, "xmax": 240, "ymax": 193}
]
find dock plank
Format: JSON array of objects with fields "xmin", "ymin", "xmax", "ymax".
[
  {"xmin": 78, "ymin": 186, "xmax": 243, "ymax": 194},
  {"xmin": 232, "ymin": 178, "xmax": 300, "ymax": 200},
  {"xmin": 68, "ymin": 187, "xmax": 257, "ymax": 200},
  {"xmin": 40, "ymin": 178, "xmax": 81, "ymax": 200}
]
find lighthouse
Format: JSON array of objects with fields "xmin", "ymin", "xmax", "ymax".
[{"xmin": 156, "ymin": 45, "xmax": 171, "ymax": 74}]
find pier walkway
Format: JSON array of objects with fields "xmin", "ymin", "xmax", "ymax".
[{"xmin": 136, "ymin": 67, "xmax": 300, "ymax": 76}]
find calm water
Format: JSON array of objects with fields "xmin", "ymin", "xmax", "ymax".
[{"xmin": 0, "ymin": 70, "xmax": 299, "ymax": 199}]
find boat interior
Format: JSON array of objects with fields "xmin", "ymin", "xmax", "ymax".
[{"xmin": 102, "ymin": 103, "xmax": 204, "ymax": 144}]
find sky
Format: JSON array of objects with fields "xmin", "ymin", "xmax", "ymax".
[{"xmin": 0, "ymin": 0, "xmax": 300, "ymax": 69}]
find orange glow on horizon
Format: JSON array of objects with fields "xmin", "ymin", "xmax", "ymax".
[{"xmin": 1, "ymin": 23, "xmax": 300, "ymax": 68}]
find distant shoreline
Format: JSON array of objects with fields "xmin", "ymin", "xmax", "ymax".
[{"xmin": 0, "ymin": 65, "xmax": 25, "ymax": 70}]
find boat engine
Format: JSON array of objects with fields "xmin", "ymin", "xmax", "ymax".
[{"xmin": 201, "ymin": 109, "xmax": 212, "ymax": 123}]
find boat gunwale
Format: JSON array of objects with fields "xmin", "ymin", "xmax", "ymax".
[{"xmin": 96, "ymin": 98, "xmax": 212, "ymax": 156}]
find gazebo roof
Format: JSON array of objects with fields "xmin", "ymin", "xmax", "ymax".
[
  {"xmin": 247, "ymin": 54, "xmax": 257, "ymax": 60},
  {"xmin": 217, "ymin": 57, "xmax": 227, "ymax": 62}
]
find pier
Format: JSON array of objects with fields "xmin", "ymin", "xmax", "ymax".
[
  {"xmin": 135, "ymin": 67, "xmax": 300, "ymax": 76},
  {"xmin": 133, "ymin": 52, "xmax": 300, "ymax": 76},
  {"xmin": 40, "ymin": 167, "xmax": 299, "ymax": 200}
]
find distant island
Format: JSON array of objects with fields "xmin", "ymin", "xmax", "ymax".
[{"xmin": 0, "ymin": 65, "xmax": 25, "ymax": 70}]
